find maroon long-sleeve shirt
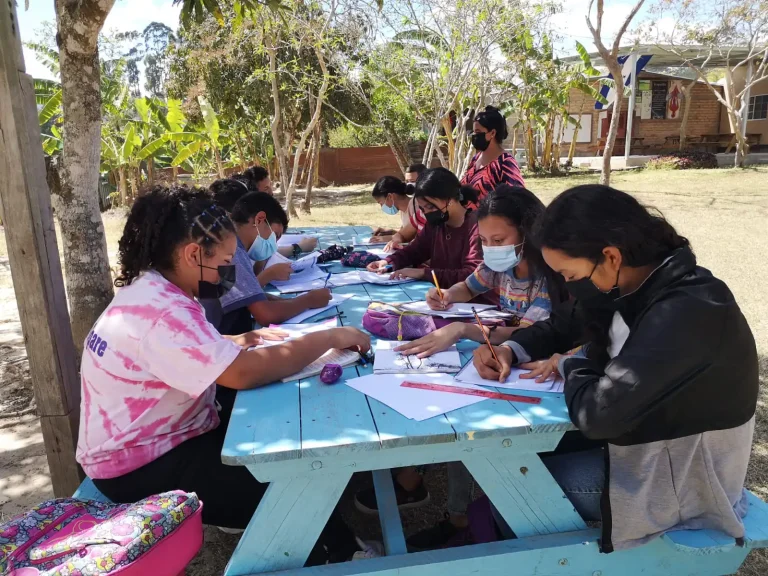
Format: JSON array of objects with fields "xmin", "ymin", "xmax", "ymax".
[{"xmin": 386, "ymin": 211, "xmax": 483, "ymax": 287}]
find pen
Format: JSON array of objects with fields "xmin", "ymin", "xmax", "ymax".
[
  {"xmin": 323, "ymin": 272, "xmax": 332, "ymax": 287},
  {"xmin": 472, "ymin": 306, "xmax": 500, "ymax": 365}
]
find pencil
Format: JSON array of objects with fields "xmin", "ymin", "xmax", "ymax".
[
  {"xmin": 472, "ymin": 306, "xmax": 500, "ymax": 365},
  {"xmin": 431, "ymin": 270, "xmax": 443, "ymax": 299}
]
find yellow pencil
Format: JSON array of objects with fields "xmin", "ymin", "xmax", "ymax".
[
  {"xmin": 431, "ymin": 270, "xmax": 443, "ymax": 300},
  {"xmin": 472, "ymin": 307, "xmax": 500, "ymax": 365}
]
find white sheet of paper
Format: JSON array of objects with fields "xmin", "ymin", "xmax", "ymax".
[
  {"xmin": 399, "ymin": 301, "xmax": 497, "ymax": 317},
  {"xmin": 270, "ymin": 266, "xmax": 330, "ymax": 290},
  {"xmin": 277, "ymin": 233, "xmax": 318, "ymax": 247},
  {"xmin": 265, "ymin": 251, "xmax": 320, "ymax": 273},
  {"xmin": 345, "ymin": 373, "xmax": 486, "ymax": 421},
  {"xmin": 252, "ymin": 318, "xmax": 340, "ymax": 349},
  {"xmin": 454, "ymin": 361, "xmax": 564, "ymax": 393},
  {"xmin": 282, "ymin": 348, "xmax": 361, "ymax": 382},
  {"xmin": 358, "ymin": 271, "xmax": 416, "ymax": 285},
  {"xmin": 373, "ymin": 340, "xmax": 462, "ymax": 374},
  {"xmin": 354, "ymin": 236, "xmax": 388, "ymax": 248},
  {"xmin": 365, "ymin": 248, "xmax": 394, "ymax": 257},
  {"xmin": 281, "ymin": 294, "xmax": 353, "ymax": 324}
]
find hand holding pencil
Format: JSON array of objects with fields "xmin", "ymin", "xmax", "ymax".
[{"xmin": 427, "ymin": 272, "xmax": 452, "ymax": 310}]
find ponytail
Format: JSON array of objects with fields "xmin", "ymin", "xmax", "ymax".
[
  {"xmin": 414, "ymin": 167, "xmax": 475, "ymax": 206},
  {"xmin": 458, "ymin": 185, "xmax": 479, "ymax": 207},
  {"xmin": 115, "ymin": 185, "xmax": 234, "ymax": 287}
]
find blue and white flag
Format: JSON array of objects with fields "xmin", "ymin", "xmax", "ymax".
[{"xmin": 595, "ymin": 54, "xmax": 652, "ymax": 110}]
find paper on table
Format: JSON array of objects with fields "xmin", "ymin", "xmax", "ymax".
[
  {"xmin": 454, "ymin": 361, "xmax": 564, "ymax": 393},
  {"xmin": 364, "ymin": 248, "xmax": 394, "ymax": 257},
  {"xmin": 373, "ymin": 340, "xmax": 462, "ymax": 374},
  {"xmin": 277, "ymin": 233, "xmax": 317, "ymax": 247},
  {"xmin": 270, "ymin": 265, "xmax": 330, "ymax": 289},
  {"xmin": 282, "ymin": 348, "xmax": 361, "ymax": 382},
  {"xmin": 252, "ymin": 318, "xmax": 340, "ymax": 349},
  {"xmin": 399, "ymin": 301, "xmax": 498, "ymax": 318},
  {"xmin": 273, "ymin": 271, "xmax": 367, "ymax": 293},
  {"xmin": 345, "ymin": 373, "xmax": 486, "ymax": 421},
  {"xmin": 358, "ymin": 271, "xmax": 416, "ymax": 285},
  {"xmin": 353, "ymin": 236, "xmax": 388, "ymax": 248},
  {"xmin": 265, "ymin": 251, "xmax": 320, "ymax": 273},
  {"xmin": 281, "ymin": 294, "xmax": 353, "ymax": 324}
]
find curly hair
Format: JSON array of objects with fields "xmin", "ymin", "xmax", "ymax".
[{"xmin": 114, "ymin": 185, "xmax": 235, "ymax": 287}]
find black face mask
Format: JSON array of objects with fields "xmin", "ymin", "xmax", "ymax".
[
  {"xmin": 565, "ymin": 262, "xmax": 621, "ymax": 310},
  {"xmin": 472, "ymin": 132, "xmax": 490, "ymax": 152},
  {"xmin": 425, "ymin": 205, "xmax": 450, "ymax": 227},
  {"xmin": 198, "ymin": 262, "xmax": 236, "ymax": 300}
]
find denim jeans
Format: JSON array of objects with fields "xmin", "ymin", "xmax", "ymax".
[{"xmin": 541, "ymin": 447, "xmax": 605, "ymax": 521}]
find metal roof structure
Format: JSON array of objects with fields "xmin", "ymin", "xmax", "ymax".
[{"xmin": 561, "ymin": 44, "xmax": 762, "ymax": 69}]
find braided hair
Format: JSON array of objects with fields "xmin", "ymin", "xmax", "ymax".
[{"xmin": 115, "ymin": 185, "xmax": 235, "ymax": 287}]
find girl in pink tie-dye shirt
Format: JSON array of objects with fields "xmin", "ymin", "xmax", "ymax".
[{"xmin": 76, "ymin": 185, "xmax": 369, "ymax": 532}]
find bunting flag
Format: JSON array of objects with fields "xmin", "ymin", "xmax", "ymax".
[{"xmin": 595, "ymin": 54, "xmax": 653, "ymax": 110}]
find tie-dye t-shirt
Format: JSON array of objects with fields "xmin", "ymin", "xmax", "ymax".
[{"xmin": 76, "ymin": 270, "xmax": 241, "ymax": 479}]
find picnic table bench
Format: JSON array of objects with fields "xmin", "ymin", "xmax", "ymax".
[
  {"xmin": 74, "ymin": 225, "xmax": 768, "ymax": 576},
  {"xmin": 593, "ymin": 136, "xmax": 649, "ymax": 156}
]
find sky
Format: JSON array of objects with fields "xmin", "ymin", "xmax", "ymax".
[
  {"xmin": 17, "ymin": 0, "xmax": 182, "ymax": 81},
  {"xmin": 17, "ymin": 0, "xmax": 657, "ymax": 81}
]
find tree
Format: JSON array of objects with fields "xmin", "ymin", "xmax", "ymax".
[
  {"xmin": 646, "ymin": 0, "xmax": 768, "ymax": 167},
  {"xmin": 53, "ymin": 0, "xmax": 117, "ymax": 353},
  {"xmin": 585, "ymin": 0, "xmax": 646, "ymax": 186}
]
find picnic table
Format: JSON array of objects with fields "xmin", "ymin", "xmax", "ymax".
[
  {"xmin": 696, "ymin": 133, "xmax": 762, "ymax": 153},
  {"xmin": 219, "ymin": 226, "xmax": 768, "ymax": 576},
  {"xmin": 594, "ymin": 136, "xmax": 647, "ymax": 156}
]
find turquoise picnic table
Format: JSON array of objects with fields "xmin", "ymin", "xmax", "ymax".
[{"xmin": 219, "ymin": 226, "xmax": 768, "ymax": 576}]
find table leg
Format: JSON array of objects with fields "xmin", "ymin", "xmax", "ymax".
[
  {"xmin": 371, "ymin": 469, "xmax": 407, "ymax": 556},
  {"xmin": 224, "ymin": 470, "xmax": 353, "ymax": 576},
  {"xmin": 462, "ymin": 452, "xmax": 586, "ymax": 538}
]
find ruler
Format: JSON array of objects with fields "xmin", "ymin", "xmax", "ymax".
[{"xmin": 401, "ymin": 381, "xmax": 542, "ymax": 405}]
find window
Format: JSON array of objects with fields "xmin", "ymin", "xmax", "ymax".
[
  {"xmin": 748, "ymin": 95, "xmax": 768, "ymax": 121},
  {"xmin": 651, "ymin": 81, "xmax": 668, "ymax": 119}
]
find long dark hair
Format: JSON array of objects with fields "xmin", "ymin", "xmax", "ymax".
[
  {"xmin": 413, "ymin": 167, "xmax": 479, "ymax": 207},
  {"xmin": 371, "ymin": 175, "xmax": 413, "ymax": 198},
  {"xmin": 474, "ymin": 105, "xmax": 508, "ymax": 143},
  {"xmin": 535, "ymin": 184, "xmax": 690, "ymax": 357},
  {"xmin": 115, "ymin": 185, "xmax": 234, "ymax": 287},
  {"xmin": 534, "ymin": 184, "xmax": 690, "ymax": 266},
  {"xmin": 210, "ymin": 178, "xmax": 250, "ymax": 212},
  {"xmin": 478, "ymin": 184, "xmax": 567, "ymax": 305}
]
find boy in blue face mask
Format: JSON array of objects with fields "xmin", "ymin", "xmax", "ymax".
[{"xmin": 200, "ymin": 191, "xmax": 331, "ymax": 336}]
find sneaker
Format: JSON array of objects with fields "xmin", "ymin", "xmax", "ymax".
[
  {"xmin": 354, "ymin": 481, "xmax": 430, "ymax": 515},
  {"xmin": 352, "ymin": 537, "xmax": 384, "ymax": 560},
  {"xmin": 406, "ymin": 513, "xmax": 470, "ymax": 552},
  {"xmin": 217, "ymin": 526, "xmax": 245, "ymax": 535}
]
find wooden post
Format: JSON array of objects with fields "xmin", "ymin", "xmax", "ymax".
[{"xmin": 0, "ymin": 0, "xmax": 83, "ymax": 496}]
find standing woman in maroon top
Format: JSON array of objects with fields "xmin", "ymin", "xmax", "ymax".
[
  {"xmin": 367, "ymin": 168, "xmax": 484, "ymax": 288},
  {"xmin": 461, "ymin": 106, "xmax": 525, "ymax": 202}
]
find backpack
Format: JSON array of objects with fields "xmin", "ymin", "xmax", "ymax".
[{"xmin": 0, "ymin": 491, "xmax": 202, "ymax": 576}]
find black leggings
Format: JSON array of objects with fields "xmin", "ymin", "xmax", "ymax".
[{"xmin": 94, "ymin": 386, "xmax": 265, "ymax": 529}]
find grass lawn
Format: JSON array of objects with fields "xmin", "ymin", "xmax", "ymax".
[{"xmin": 2, "ymin": 166, "xmax": 768, "ymax": 573}]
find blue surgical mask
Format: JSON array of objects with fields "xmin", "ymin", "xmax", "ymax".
[
  {"xmin": 381, "ymin": 196, "xmax": 399, "ymax": 216},
  {"xmin": 248, "ymin": 220, "xmax": 278, "ymax": 262},
  {"xmin": 482, "ymin": 241, "xmax": 524, "ymax": 272}
]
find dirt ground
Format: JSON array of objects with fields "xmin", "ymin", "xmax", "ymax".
[{"xmin": 2, "ymin": 167, "xmax": 768, "ymax": 574}]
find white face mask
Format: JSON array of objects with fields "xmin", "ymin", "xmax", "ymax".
[{"xmin": 482, "ymin": 241, "xmax": 524, "ymax": 272}]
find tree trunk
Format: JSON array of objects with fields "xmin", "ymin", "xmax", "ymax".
[
  {"xmin": 213, "ymin": 145, "xmax": 224, "ymax": 178},
  {"xmin": 567, "ymin": 119, "xmax": 581, "ymax": 165},
  {"xmin": 525, "ymin": 122, "xmax": 537, "ymax": 171},
  {"xmin": 679, "ymin": 80, "xmax": 696, "ymax": 150},
  {"xmin": 600, "ymin": 63, "xmax": 626, "ymax": 186},
  {"xmin": 118, "ymin": 166, "xmax": 127, "ymax": 205},
  {"xmin": 129, "ymin": 168, "xmax": 139, "ymax": 199},
  {"xmin": 147, "ymin": 157, "xmax": 155, "ymax": 186},
  {"xmin": 442, "ymin": 115, "xmax": 455, "ymax": 171},
  {"xmin": 54, "ymin": 0, "xmax": 116, "ymax": 355},
  {"xmin": 511, "ymin": 129, "xmax": 518, "ymax": 156},
  {"xmin": 234, "ymin": 132, "xmax": 248, "ymax": 171},
  {"xmin": 302, "ymin": 122, "xmax": 322, "ymax": 214},
  {"xmin": 172, "ymin": 166, "xmax": 178, "ymax": 182}
]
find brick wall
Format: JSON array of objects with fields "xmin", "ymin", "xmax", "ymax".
[{"xmin": 568, "ymin": 76, "xmax": 724, "ymax": 156}]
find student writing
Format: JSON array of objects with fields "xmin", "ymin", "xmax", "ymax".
[{"xmin": 76, "ymin": 185, "xmax": 370, "ymax": 532}]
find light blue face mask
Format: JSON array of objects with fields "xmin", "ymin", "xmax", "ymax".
[
  {"xmin": 482, "ymin": 241, "xmax": 524, "ymax": 272},
  {"xmin": 381, "ymin": 195, "xmax": 399, "ymax": 216},
  {"xmin": 248, "ymin": 219, "xmax": 278, "ymax": 262}
]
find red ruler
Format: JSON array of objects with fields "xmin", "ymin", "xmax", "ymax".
[{"xmin": 401, "ymin": 381, "xmax": 542, "ymax": 405}]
